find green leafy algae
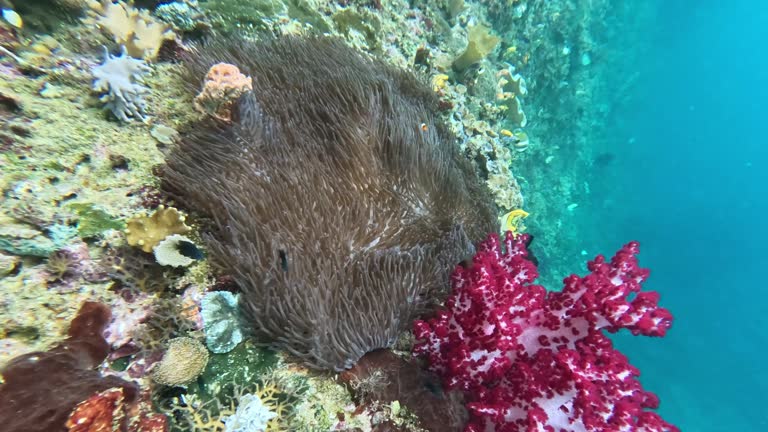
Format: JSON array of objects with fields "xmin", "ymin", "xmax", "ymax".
[{"xmin": 66, "ymin": 203, "xmax": 124, "ymax": 238}]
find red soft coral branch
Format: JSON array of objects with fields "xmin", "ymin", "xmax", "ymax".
[{"xmin": 414, "ymin": 232, "xmax": 678, "ymax": 432}]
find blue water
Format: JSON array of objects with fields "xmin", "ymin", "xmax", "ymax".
[{"xmin": 585, "ymin": 1, "xmax": 767, "ymax": 430}]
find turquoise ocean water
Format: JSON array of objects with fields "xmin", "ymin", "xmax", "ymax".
[{"xmin": 571, "ymin": 1, "xmax": 767, "ymax": 430}]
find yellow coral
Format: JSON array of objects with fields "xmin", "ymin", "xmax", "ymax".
[
  {"xmin": 194, "ymin": 63, "xmax": 253, "ymax": 122},
  {"xmin": 125, "ymin": 205, "xmax": 191, "ymax": 253},
  {"xmin": 86, "ymin": 0, "xmax": 174, "ymax": 60},
  {"xmin": 431, "ymin": 74, "xmax": 450, "ymax": 92},
  {"xmin": 150, "ymin": 337, "xmax": 209, "ymax": 386},
  {"xmin": 452, "ymin": 24, "xmax": 500, "ymax": 72}
]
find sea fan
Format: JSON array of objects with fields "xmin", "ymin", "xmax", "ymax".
[{"xmin": 163, "ymin": 36, "xmax": 496, "ymax": 370}]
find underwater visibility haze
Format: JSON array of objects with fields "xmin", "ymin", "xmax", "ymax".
[
  {"xmin": 585, "ymin": 1, "xmax": 768, "ymax": 430},
  {"xmin": 0, "ymin": 0, "xmax": 762, "ymax": 431}
]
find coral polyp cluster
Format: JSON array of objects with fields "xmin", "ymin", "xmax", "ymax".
[{"xmin": 92, "ymin": 46, "xmax": 151, "ymax": 122}]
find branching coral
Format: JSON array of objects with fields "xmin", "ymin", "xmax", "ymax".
[
  {"xmin": 163, "ymin": 36, "xmax": 497, "ymax": 370},
  {"xmin": 164, "ymin": 380, "xmax": 288, "ymax": 432},
  {"xmin": 413, "ymin": 232, "xmax": 677, "ymax": 432},
  {"xmin": 92, "ymin": 46, "xmax": 151, "ymax": 122}
]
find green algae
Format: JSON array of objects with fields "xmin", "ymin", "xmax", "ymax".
[
  {"xmin": 198, "ymin": 0, "xmax": 286, "ymax": 34},
  {"xmin": 66, "ymin": 203, "xmax": 124, "ymax": 238},
  {"xmin": 199, "ymin": 342, "xmax": 280, "ymax": 391}
]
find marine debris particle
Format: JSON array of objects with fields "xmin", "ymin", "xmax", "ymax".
[
  {"xmin": 163, "ymin": 36, "xmax": 497, "ymax": 370},
  {"xmin": 92, "ymin": 46, "xmax": 151, "ymax": 122}
]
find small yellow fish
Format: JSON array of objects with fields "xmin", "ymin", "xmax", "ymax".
[
  {"xmin": 2, "ymin": 8, "xmax": 21, "ymax": 29},
  {"xmin": 500, "ymin": 209, "xmax": 529, "ymax": 234}
]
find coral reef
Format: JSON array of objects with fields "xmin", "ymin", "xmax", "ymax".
[
  {"xmin": 0, "ymin": 1, "xmax": 680, "ymax": 431},
  {"xmin": 92, "ymin": 45, "xmax": 151, "ymax": 122},
  {"xmin": 163, "ymin": 36, "xmax": 497, "ymax": 371},
  {"xmin": 413, "ymin": 232, "xmax": 677, "ymax": 431}
]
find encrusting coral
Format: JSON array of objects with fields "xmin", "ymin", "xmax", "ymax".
[
  {"xmin": 86, "ymin": 0, "xmax": 175, "ymax": 60},
  {"xmin": 163, "ymin": 36, "xmax": 497, "ymax": 370},
  {"xmin": 452, "ymin": 24, "xmax": 501, "ymax": 72},
  {"xmin": 125, "ymin": 205, "xmax": 191, "ymax": 253}
]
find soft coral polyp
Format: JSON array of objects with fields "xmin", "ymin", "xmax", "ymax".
[{"xmin": 413, "ymin": 232, "xmax": 679, "ymax": 432}]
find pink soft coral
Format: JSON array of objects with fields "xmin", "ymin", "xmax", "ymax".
[{"xmin": 413, "ymin": 232, "xmax": 678, "ymax": 432}]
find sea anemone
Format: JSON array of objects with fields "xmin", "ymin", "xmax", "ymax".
[{"xmin": 163, "ymin": 36, "xmax": 497, "ymax": 370}]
